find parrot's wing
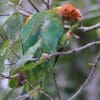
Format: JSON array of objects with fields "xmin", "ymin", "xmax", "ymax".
[{"xmin": 9, "ymin": 10, "xmax": 65, "ymax": 89}]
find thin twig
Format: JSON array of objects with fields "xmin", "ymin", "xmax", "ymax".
[
  {"xmin": 0, "ymin": 32, "xmax": 6, "ymax": 41},
  {"xmin": 0, "ymin": 73, "xmax": 10, "ymax": 79},
  {"xmin": 16, "ymin": 90, "xmax": 33, "ymax": 100},
  {"xmin": 28, "ymin": 0, "xmax": 39, "ymax": 12},
  {"xmin": 64, "ymin": 23, "xmax": 100, "ymax": 33},
  {"xmin": 53, "ymin": 72, "xmax": 61, "ymax": 100},
  {"xmin": 29, "ymin": 41, "xmax": 100, "ymax": 62},
  {"xmin": 5, "ymin": 62, "xmax": 16, "ymax": 65},
  {"xmin": 39, "ymin": 90, "xmax": 53, "ymax": 100},
  {"xmin": 41, "ymin": 0, "xmax": 50, "ymax": 9},
  {"xmin": 79, "ymin": 23, "xmax": 100, "ymax": 32},
  {"xmin": 9, "ymin": 3, "xmax": 32, "ymax": 16},
  {"xmin": 0, "ymin": 73, "xmax": 18, "ymax": 79},
  {"xmin": 50, "ymin": 41, "xmax": 100, "ymax": 57},
  {"xmin": 47, "ymin": 0, "xmax": 50, "ymax": 5},
  {"xmin": 10, "ymin": 47, "xmax": 20, "ymax": 59},
  {"xmin": 0, "ymin": 13, "xmax": 10, "ymax": 16},
  {"xmin": 67, "ymin": 50, "xmax": 100, "ymax": 100}
]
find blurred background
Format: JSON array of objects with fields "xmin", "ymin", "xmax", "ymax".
[{"xmin": 0, "ymin": 0, "xmax": 100, "ymax": 100}]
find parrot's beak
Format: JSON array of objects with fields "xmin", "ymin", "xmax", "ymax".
[
  {"xmin": 76, "ymin": 9, "xmax": 83, "ymax": 21},
  {"xmin": 76, "ymin": 17, "xmax": 82, "ymax": 22}
]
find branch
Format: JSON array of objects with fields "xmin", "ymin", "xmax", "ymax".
[
  {"xmin": 50, "ymin": 41, "xmax": 100, "ymax": 57},
  {"xmin": 0, "ymin": 73, "xmax": 18, "ymax": 79},
  {"xmin": 79, "ymin": 23, "xmax": 100, "ymax": 32},
  {"xmin": 53, "ymin": 73, "xmax": 61, "ymax": 100},
  {"xmin": 10, "ymin": 47, "xmax": 20, "ymax": 59},
  {"xmin": 28, "ymin": 0, "xmax": 39, "ymax": 12},
  {"xmin": 30, "ymin": 41, "xmax": 100, "ymax": 62},
  {"xmin": 41, "ymin": 0, "xmax": 50, "ymax": 9},
  {"xmin": 16, "ymin": 90, "xmax": 33, "ymax": 100},
  {"xmin": 28, "ymin": 41, "xmax": 100, "ymax": 99},
  {"xmin": 64, "ymin": 23, "xmax": 100, "ymax": 33},
  {"xmin": 0, "ymin": 13, "xmax": 10, "ymax": 16},
  {"xmin": 39, "ymin": 90, "xmax": 53, "ymax": 100},
  {"xmin": 67, "ymin": 50, "xmax": 100, "ymax": 100},
  {"xmin": 9, "ymin": 3, "xmax": 32, "ymax": 16}
]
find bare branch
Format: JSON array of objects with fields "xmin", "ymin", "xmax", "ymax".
[
  {"xmin": 29, "ymin": 41, "xmax": 100, "ymax": 62},
  {"xmin": 0, "ymin": 73, "xmax": 10, "ymax": 79},
  {"xmin": 53, "ymin": 72, "xmax": 61, "ymax": 100},
  {"xmin": 50, "ymin": 41, "xmax": 100, "ymax": 57},
  {"xmin": 41, "ymin": 0, "xmax": 50, "ymax": 9},
  {"xmin": 9, "ymin": 3, "xmax": 32, "ymax": 16},
  {"xmin": 64, "ymin": 23, "xmax": 100, "ymax": 33},
  {"xmin": 79, "ymin": 23, "xmax": 100, "ymax": 32},
  {"xmin": 16, "ymin": 90, "xmax": 33, "ymax": 100},
  {"xmin": 5, "ymin": 62, "xmax": 16, "ymax": 65},
  {"xmin": 10, "ymin": 47, "xmax": 20, "ymax": 59},
  {"xmin": 67, "ymin": 50, "xmax": 100, "ymax": 100},
  {"xmin": 39, "ymin": 90, "xmax": 53, "ymax": 100},
  {"xmin": 28, "ymin": 0, "xmax": 39, "ymax": 12},
  {"xmin": 0, "ymin": 13, "xmax": 10, "ymax": 16},
  {"xmin": 0, "ymin": 73, "xmax": 18, "ymax": 79}
]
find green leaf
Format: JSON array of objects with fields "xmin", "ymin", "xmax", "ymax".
[
  {"xmin": 0, "ymin": 40, "xmax": 11, "ymax": 72},
  {"xmin": 9, "ymin": 0, "xmax": 22, "ymax": 5},
  {"xmin": 14, "ymin": 39, "xmax": 42, "ymax": 69},
  {"xmin": 0, "ymin": 12, "xmax": 24, "ymax": 40}
]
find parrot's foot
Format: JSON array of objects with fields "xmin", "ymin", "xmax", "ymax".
[{"xmin": 41, "ymin": 53, "xmax": 50, "ymax": 60}]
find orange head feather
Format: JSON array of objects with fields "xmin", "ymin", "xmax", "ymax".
[{"xmin": 59, "ymin": 3, "xmax": 83, "ymax": 22}]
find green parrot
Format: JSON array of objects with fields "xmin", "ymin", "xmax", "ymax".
[{"xmin": 2, "ymin": 3, "xmax": 82, "ymax": 95}]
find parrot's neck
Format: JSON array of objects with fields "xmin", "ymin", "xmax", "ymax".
[{"xmin": 49, "ymin": 7, "xmax": 62, "ymax": 17}]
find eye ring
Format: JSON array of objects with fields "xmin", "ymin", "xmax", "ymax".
[
  {"xmin": 65, "ymin": 9, "xmax": 67, "ymax": 12},
  {"xmin": 71, "ymin": 10, "xmax": 75, "ymax": 12},
  {"xmin": 74, "ymin": 18, "xmax": 77, "ymax": 21}
]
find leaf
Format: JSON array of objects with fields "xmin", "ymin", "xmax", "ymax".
[
  {"xmin": 14, "ymin": 39, "xmax": 42, "ymax": 69},
  {"xmin": 9, "ymin": 0, "xmax": 22, "ymax": 5},
  {"xmin": 0, "ymin": 40, "xmax": 11, "ymax": 72},
  {"xmin": 0, "ymin": 12, "xmax": 24, "ymax": 40}
]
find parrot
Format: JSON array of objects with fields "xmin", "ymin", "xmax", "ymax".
[{"xmin": 7, "ymin": 3, "xmax": 82, "ymax": 96}]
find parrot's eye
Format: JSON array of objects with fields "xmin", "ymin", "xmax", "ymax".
[
  {"xmin": 71, "ymin": 10, "xmax": 75, "ymax": 13},
  {"xmin": 65, "ymin": 9, "xmax": 67, "ymax": 12},
  {"xmin": 74, "ymin": 18, "xmax": 77, "ymax": 21}
]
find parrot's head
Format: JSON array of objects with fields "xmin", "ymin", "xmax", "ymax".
[{"xmin": 58, "ymin": 3, "xmax": 83, "ymax": 22}]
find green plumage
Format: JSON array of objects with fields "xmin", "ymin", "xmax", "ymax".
[{"xmin": 9, "ymin": 9, "xmax": 66, "ymax": 89}]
